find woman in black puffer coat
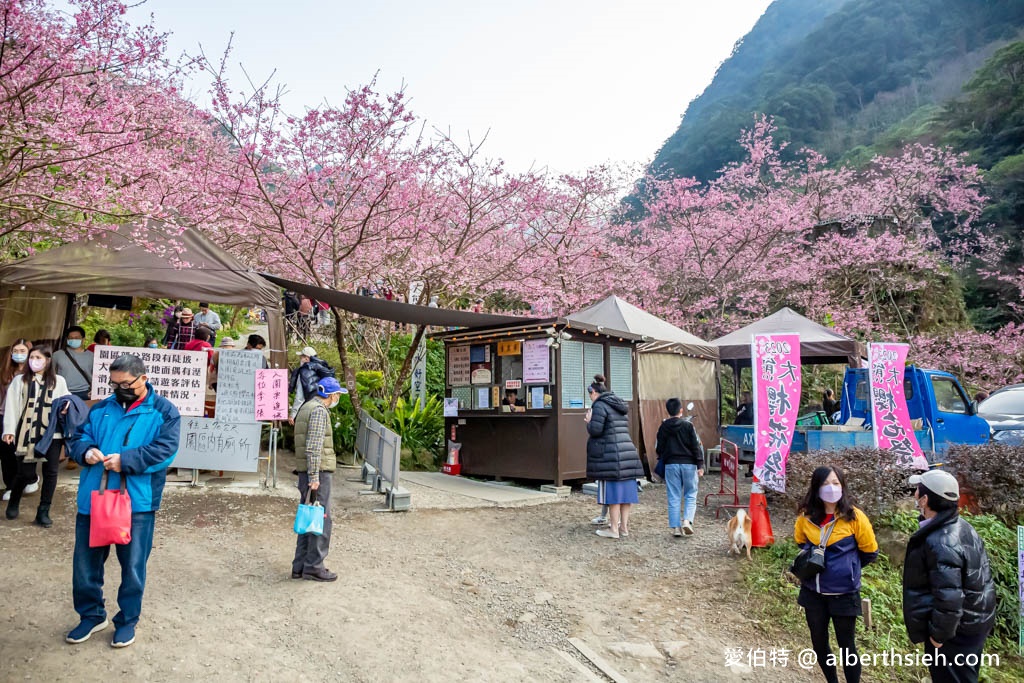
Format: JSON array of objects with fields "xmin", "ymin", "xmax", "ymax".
[{"xmin": 586, "ymin": 374, "xmax": 644, "ymax": 539}]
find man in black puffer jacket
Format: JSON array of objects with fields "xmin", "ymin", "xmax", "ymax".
[
  {"xmin": 903, "ymin": 470, "xmax": 996, "ymax": 683},
  {"xmin": 585, "ymin": 374, "xmax": 644, "ymax": 539},
  {"xmin": 288, "ymin": 347, "xmax": 336, "ymax": 424}
]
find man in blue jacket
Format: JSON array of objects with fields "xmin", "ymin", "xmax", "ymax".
[{"xmin": 66, "ymin": 354, "xmax": 180, "ymax": 648}]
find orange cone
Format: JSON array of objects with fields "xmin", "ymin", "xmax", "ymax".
[{"xmin": 749, "ymin": 476, "xmax": 774, "ymax": 548}]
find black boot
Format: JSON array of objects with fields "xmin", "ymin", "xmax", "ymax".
[
  {"xmin": 34, "ymin": 504, "xmax": 52, "ymax": 528},
  {"xmin": 5, "ymin": 496, "xmax": 20, "ymax": 520}
]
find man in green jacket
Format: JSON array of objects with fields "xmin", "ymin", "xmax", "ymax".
[{"xmin": 291, "ymin": 377, "xmax": 344, "ymax": 582}]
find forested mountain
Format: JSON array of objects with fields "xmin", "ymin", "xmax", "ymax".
[{"xmin": 652, "ymin": 0, "xmax": 1024, "ymax": 182}]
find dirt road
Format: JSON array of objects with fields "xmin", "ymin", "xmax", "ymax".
[{"xmin": 0, "ymin": 472, "xmax": 816, "ymax": 682}]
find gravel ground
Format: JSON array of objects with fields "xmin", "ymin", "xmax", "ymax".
[{"xmin": 0, "ymin": 468, "xmax": 818, "ymax": 682}]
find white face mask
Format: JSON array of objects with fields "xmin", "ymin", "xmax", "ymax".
[{"xmin": 819, "ymin": 484, "xmax": 843, "ymax": 504}]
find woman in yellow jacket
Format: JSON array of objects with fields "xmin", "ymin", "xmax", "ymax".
[{"xmin": 794, "ymin": 466, "xmax": 878, "ymax": 683}]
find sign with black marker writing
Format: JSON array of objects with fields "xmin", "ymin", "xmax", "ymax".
[
  {"xmin": 214, "ymin": 350, "xmax": 262, "ymax": 423},
  {"xmin": 175, "ymin": 418, "xmax": 263, "ymax": 472},
  {"xmin": 91, "ymin": 346, "xmax": 207, "ymax": 416}
]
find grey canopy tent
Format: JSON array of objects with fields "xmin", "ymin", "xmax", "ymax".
[
  {"xmin": 0, "ymin": 219, "xmax": 288, "ymax": 368},
  {"xmin": 565, "ymin": 295, "xmax": 720, "ymax": 464},
  {"xmin": 712, "ymin": 307, "xmax": 865, "ymax": 422},
  {"xmin": 711, "ymin": 307, "xmax": 864, "ymax": 368}
]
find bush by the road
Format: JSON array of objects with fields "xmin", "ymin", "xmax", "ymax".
[
  {"xmin": 779, "ymin": 448, "xmax": 915, "ymax": 519},
  {"xmin": 945, "ymin": 443, "xmax": 1024, "ymax": 525}
]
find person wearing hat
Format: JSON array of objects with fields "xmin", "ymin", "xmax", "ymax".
[
  {"xmin": 164, "ymin": 308, "xmax": 196, "ymax": 350},
  {"xmin": 288, "ymin": 346, "xmax": 334, "ymax": 425},
  {"xmin": 291, "ymin": 377, "xmax": 345, "ymax": 582},
  {"xmin": 903, "ymin": 469, "xmax": 996, "ymax": 683}
]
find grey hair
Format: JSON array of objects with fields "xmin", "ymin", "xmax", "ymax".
[{"xmin": 110, "ymin": 353, "xmax": 147, "ymax": 376}]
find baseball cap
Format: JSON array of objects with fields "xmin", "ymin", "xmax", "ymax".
[
  {"xmin": 908, "ymin": 470, "xmax": 959, "ymax": 501},
  {"xmin": 316, "ymin": 377, "xmax": 347, "ymax": 397},
  {"xmin": 296, "ymin": 346, "xmax": 317, "ymax": 358}
]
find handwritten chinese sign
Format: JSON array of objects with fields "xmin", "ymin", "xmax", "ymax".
[
  {"xmin": 448, "ymin": 345, "xmax": 471, "ymax": 386},
  {"xmin": 91, "ymin": 346, "xmax": 207, "ymax": 416},
  {"xmin": 174, "ymin": 418, "xmax": 262, "ymax": 472},
  {"xmin": 255, "ymin": 369, "xmax": 289, "ymax": 421},
  {"xmin": 752, "ymin": 334, "xmax": 801, "ymax": 493},
  {"xmin": 215, "ymin": 350, "xmax": 263, "ymax": 424},
  {"xmin": 522, "ymin": 339, "xmax": 550, "ymax": 384},
  {"xmin": 868, "ymin": 342, "xmax": 927, "ymax": 470}
]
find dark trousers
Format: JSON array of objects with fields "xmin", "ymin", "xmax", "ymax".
[
  {"xmin": 803, "ymin": 594, "xmax": 861, "ymax": 683},
  {"xmin": 292, "ymin": 472, "xmax": 333, "ymax": 574},
  {"xmin": 73, "ymin": 511, "xmax": 156, "ymax": 629},
  {"xmin": 0, "ymin": 438, "xmax": 19, "ymax": 490},
  {"xmin": 8, "ymin": 440, "xmax": 61, "ymax": 507},
  {"xmin": 925, "ymin": 640, "xmax": 984, "ymax": 683}
]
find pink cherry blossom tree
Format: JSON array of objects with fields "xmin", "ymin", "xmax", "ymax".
[{"xmin": 0, "ymin": 0, "xmax": 227, "ymax": 255}]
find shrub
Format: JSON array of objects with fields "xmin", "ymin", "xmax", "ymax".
[
  {"xmin": 945, "ymin": 443, "xmax": 1024, "ymax": 525},
  {"xmin": 367, "ymin": 395, "xmax": 445, "ymax": 468},
  {"xmin": 781, "ymin": 448, "xmax": 916, "ymax": 518}
]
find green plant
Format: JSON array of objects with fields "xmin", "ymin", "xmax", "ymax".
[{"xmin": 367, "ymin": 395, "xmax": 445, "ymax": 469}]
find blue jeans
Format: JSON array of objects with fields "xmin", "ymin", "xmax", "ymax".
[
  {"xmin": 73, "ymin": 512, "xmax": 156, "ymax": 629},
  {"xmin": 665, "ymin": 463, "xmax": 699, "ymax": 528}
]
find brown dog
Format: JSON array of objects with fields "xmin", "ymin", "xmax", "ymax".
[{"xmin": 727, "ymin": 509, "xmax": 753, "ymax": 560}]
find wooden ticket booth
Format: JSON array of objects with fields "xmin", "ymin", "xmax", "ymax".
[{"xmin": 432, "ymin": 320, "xmax": 641, "ymax": 486}]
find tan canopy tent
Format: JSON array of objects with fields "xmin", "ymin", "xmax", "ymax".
[
  {"xmin": 0, "ymin": 219, "xmax": 287, "ymax": 368},
  {"xmin": 565, "ymin": 296, "xmax": 719, "ymax": 466}
]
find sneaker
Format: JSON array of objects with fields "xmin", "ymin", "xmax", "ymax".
[
  {"xmin": 290, "ymin": 571, "xmax": 303, "ymax": 579},
  {"xmin": 111, "ymin": 624, "xmax": 136, "ymax": 648},
  {"xmin": 66, "ymin": 618, "xmax": 109, "ymax": 644},
  {"xmin": 24, "ymin": 480, "xmax": 39, "ymax": 495},
  {"xmin": 2, "ymin": 489, "xmax": 8, "ymax": 501},
  {"xmin": 590, "ymin": 515, "xmax": 609, "ymax": 526},
  {"xmin": 682, "ymin": 520, "xmax": 694, "ymax": 535},
  {"xmin": 671, "ymin": 527, "xmax": 682, "ymax": 537},
  {"xmin": 595, "ymin": 529, "xmax": 619, "ymax": 539}
]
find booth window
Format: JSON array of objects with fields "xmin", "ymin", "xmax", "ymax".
[
  {"xmin": 608, "ymin": 346, "xmax": 633, "ymax": 401},
  {"xmin": 560, "ymin": 340, "xmax": 585, "ymax": 409},
  {"xmin": 560, "ymin": 340, "xmax": 607, "ymax": 409}
]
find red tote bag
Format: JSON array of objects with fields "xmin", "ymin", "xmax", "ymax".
[{"xmin": 89, "ymin": 470, "xmax": 133, "ymax": 547}]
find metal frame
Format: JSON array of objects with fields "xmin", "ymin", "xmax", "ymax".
[
  {"xmin": 354, "ymin": 410, "xmax": 409, "ymax": 511},
  {"xmin": 704, "ymin": 439, "xmax": 743, "ymax": 518}
]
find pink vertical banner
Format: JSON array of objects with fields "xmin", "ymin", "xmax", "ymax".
[
  {"xmin": 868, "ymin": 343, "xmax": 927, "ymax": 470},
  {"xmin": 255, "ymin": 369, "xmax": 289, "ymax": 421},
  {"xmin": 752, "ymin": 334, "xmax": 802, "ymax": 492}
]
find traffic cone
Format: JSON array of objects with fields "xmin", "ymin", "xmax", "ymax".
[{"xmin": 749, "ymin": 476, "xmax": 774, "ymax": 548}]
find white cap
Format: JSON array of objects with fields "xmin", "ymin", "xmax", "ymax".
[
  {"xmin": 219, "ymin": 337, "xmax": 236, "ymax": 348},
  {"xmin": 908, "ymin": 470, "xmax": 959, "ymax": 501},
  {"xmin": 296, "ymin": 346, "xmax": 317, "ymax": 358}
]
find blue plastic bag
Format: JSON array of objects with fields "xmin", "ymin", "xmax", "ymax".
[{"xmin": 294, "ymin": 490, "xmax": 325, "ymax": 536}]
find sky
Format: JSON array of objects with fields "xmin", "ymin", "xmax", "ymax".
[{"xmin": 127, "ymin": 0, "xmax": 773, "ymax": 174}]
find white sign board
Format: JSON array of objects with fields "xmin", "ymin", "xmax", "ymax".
[
  {"xmin": 523, "ymin": 339, "xmax": 550, "ymax": 384},
  {"xmin": 92, "ymin": 346, "xmax": 207, "ymax": 416},
  {"xmin": 443, "ymin": 397, "xmax": 459, "ymax": 417},
  {"xmin": 175, "ymin": 417, "xmax": 263, "ymax": 472},
  {"xmin": 214, "ymin": 350, "xmax": 262, "ymax": 423},
  {"xmin": 448, "ymin": 345, "xmax": 471, "ymax": 386}
]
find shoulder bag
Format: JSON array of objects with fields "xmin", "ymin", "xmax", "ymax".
[{"xmin": 790, "ymin": 518, "xmax": 838, "ymax": 580}]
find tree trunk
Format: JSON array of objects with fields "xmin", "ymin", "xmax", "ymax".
[
  {"xmin": 228, "ymin": 305, "xmax": 243, "ymax": 330},
  {"xmin": 390, "ymin": 325, "xmax": 426, "ymax": 410},
  {"xmin": 330, "ymin": 306, "xmax": 362, "ymax": 414}
]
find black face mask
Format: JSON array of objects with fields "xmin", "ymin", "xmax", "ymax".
[{"xmin": 115, "ymin": 387, "xmax": 140, "ymax": 404}]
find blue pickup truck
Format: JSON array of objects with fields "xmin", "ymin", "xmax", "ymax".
[{"xmin": 723, "ymin": 366, "xmax": 990, "ymax": 465}]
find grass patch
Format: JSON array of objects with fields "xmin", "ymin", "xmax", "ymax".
[{"xmin": 743, "ymin": 516, "xmax": 1024, "ymax": 682}]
